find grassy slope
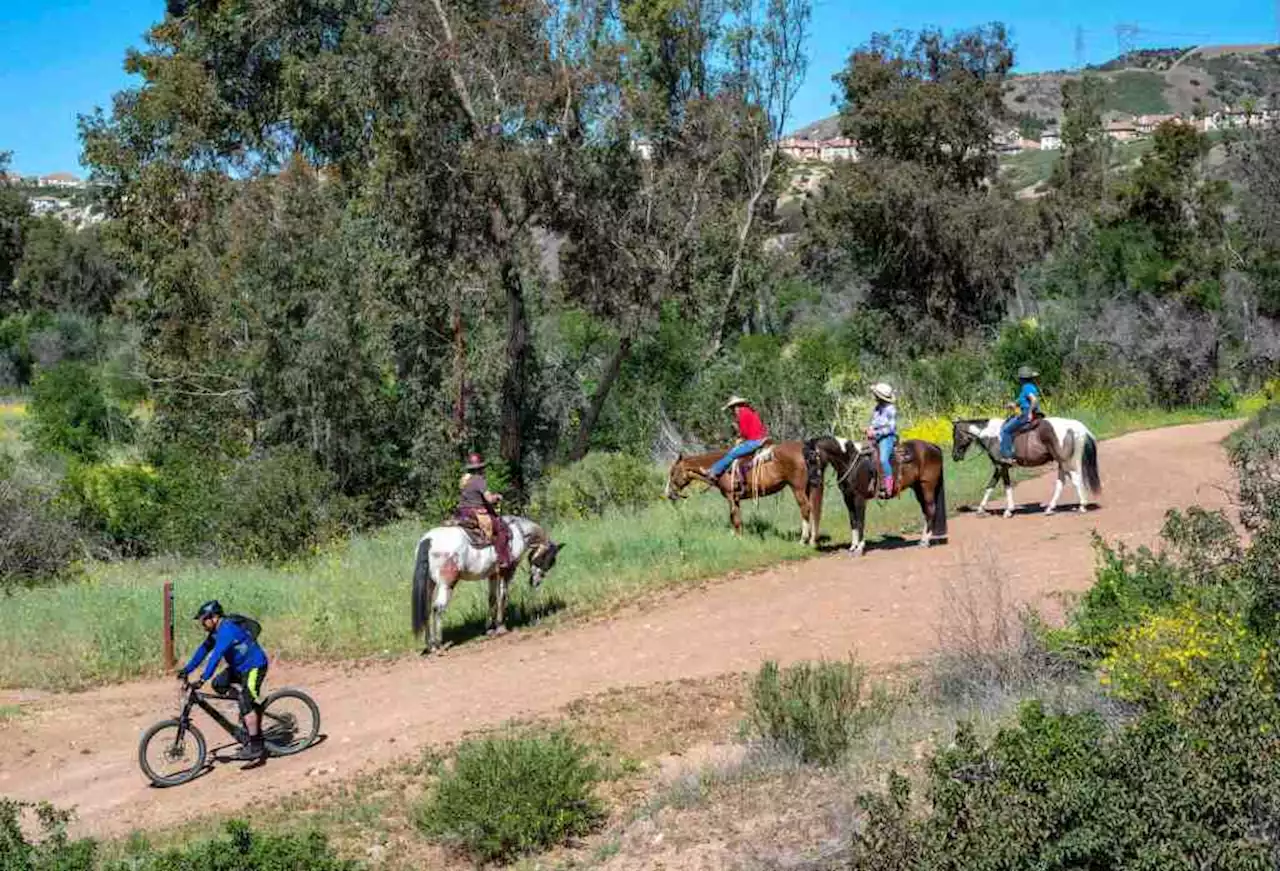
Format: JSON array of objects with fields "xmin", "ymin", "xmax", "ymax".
[{"xmin": 0, "ymin": 404, "xmax": 1241, "ymax": 691}]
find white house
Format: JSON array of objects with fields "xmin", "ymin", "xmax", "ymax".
[{"xmin": 1039, "ymin": 128, "xmax": 1062, "ymax": 150}]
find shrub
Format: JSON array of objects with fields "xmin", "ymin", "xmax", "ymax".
[
  {"xmin": 993, "ymin": 317, "xmax": 1065, "ymax": 390},
  {"xmin": 529, "ymin": 452, "xmax": 664, "ymax": 522},
  {"xmin": 110, "ymin": 819, "xmax": 358, "ymax": 871},
  {"xmin": 0, "ymin": 476, "xmax": 82, "ymax": 590},
  {"xmin": 417, "ymin": 730, "xmax": 604, "ymax": 864},
  {"xmin": 1101, "ymin": 605, "xmax": 1273, "ymax": 716},
  {"xmin": 747, "ymin": 659, "xmax": 888, "ymax": 765},
  {"xmin": 62, "ymin": 461, "xmax": 165, "ymax": 556},
  {"xmin": 0, "ymin": 799, "xmax": 96, "ymax": 870},
  {"xmin": 214, "ymin": 447, "xmax": 351, "ymax": 563},
  {"xmin": 25, "ymin": 362, "xmax": 131, "ymax": 461},
  {"xmin": 848, "ymin": 698, "xmax": 1280, "ymax": 870},
  {"xmin": 1069, "ymin": 535, "xmax": 1185, "ymax": 656}
]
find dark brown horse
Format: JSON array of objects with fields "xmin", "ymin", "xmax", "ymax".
[
  {"xmin": 664, "ymin": 441, "xmax": 823, "ymax": 546},
  {"xmin": 804, "ymin": 437, "xmax": 947, "ymax": 555}
]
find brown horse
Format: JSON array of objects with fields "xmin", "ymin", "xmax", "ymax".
[
  {"xmin": 664, "ymin": 441, "xmax": 823, "ymax": 546},
  {"xmin": 804, "ymin": 436, "xmax": 947, "ymax": 555}
]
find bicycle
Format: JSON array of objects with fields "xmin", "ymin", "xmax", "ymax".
[{"xmin": 138, "ymin": 679, "xmax": 321, "ymax": 787}]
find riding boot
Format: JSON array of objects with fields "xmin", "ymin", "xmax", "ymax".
[{"xmin": 880, "ymin": 475, "xmax": 894, "ymax": 499}]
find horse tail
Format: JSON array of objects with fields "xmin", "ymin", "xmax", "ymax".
[
  {"xmin": 412, "ymin": 536, "xmax": 432, "ymax": 638},
  {"xmin": 1082, "ymin": 433, "xmax": 1102, "ymax": 496},
  {"xmin": 932, "ymin": 469, "xmax": 948, "ymax": 538}
]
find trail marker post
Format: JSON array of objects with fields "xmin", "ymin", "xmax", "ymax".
[{"xmin": 163, "ymin": 581, "xmax": 175, "ymax": 671}]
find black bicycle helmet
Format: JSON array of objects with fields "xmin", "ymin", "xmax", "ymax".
[{"xmin": 193, "ymin": 599, "xmax": 224, "ymax": 621}]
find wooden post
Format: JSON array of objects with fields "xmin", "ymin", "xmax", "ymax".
[{"xmin": 163, "ymin": 581, "xmax": 175, "ymax": 671}]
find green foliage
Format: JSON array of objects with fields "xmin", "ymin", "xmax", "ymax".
[
  {"xmin": 848, "ymin": 696, "xmax": 1280, "ymax": 870},
  {"xmin": 26, "ymin": 362, "xmax": 131, "ymax": 462},
  {"xmin": 993, "ymin": 318, "xmax": 1064, "ymax": 391},
  {"xmin": 13, "ymin": 219, "xmax": 123, "ymax": 316},
  {"xmin": 417, "ymin": 730, "xmax": 604, "ymax": 863},
  {"xmin": 747, "ymin": 659, "xmax": 888, "ymax": 765},
  {"xmin": 0, "ymin": 799, "xmax": 97, "ymax": 870},
  {"xmin": 213, "ymin": 447, "xmax": 352, "ymax": 564},
  {"xmin": 530, "ymin": 453, "xmax": 664, "ymax": 522},
  {"xmin": 61, "ymin": 461, "xmax": 164, "ymax": 556},
  {"xmin": 1069, "ymin": 535, "xmax": 1185, "ymax": 657},
  {"xmin": 107, "ymin": 820, "xmax": 357, "ymax": 871},
  {"xmin": 1099, "ymin": 70, "xmax": 1171, "ymax": 115}
]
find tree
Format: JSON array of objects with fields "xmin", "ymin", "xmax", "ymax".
[
  {"xmin": 0, "ymin": 152, "xmax": 28, "ymax": 313},
  {"xmin": 14, "ymin": 219, "xmax": 124, "ymax": 315},
  {"xmin": 708, "ymin": 0, "xmax": 811, "ymax": 350},
  {"xmin": 835, "ymin": 24, "xmax": 1014, "ymax": 191},
  {"xmin": 1051, "ymin": 74, "xmax": 1110, "ymax": 205}
]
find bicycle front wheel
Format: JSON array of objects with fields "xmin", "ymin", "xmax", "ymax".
[
  {"xmin": 260, "ymin": 689, "xmax": 320, "ymax": 756},
  {"xmin": 138, "ymin": 719, "xmax": 207, "ymax": 787}
]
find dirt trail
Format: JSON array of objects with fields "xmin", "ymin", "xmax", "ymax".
[{"xmin": 0, "ymin": 421, "xmax": 1239, "ymax": 837}]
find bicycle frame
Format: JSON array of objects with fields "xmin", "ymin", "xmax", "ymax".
[{"xmin": 177, "ymin": 686, "xmax": 248, "ymax": 745}]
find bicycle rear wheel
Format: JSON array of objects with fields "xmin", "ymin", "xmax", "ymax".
[
  {"xmin": 260, "ymin": 689, "xmax": 320, "ymax": 756},
  {"xmin": 138, "ymin": 719, "xmax": 207, "ymax": 787}
]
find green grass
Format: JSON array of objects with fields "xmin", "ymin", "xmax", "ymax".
[
  {"xmin": 1102, "ymin": 70, "xmax": 1171, "ymax": 115},
  {"xmin": 999, "ymin": 148, "xmax": 1060, "ymax": 191},
  {"xmin": 0, "ymin": 404, "xmax": 1242, "ymax": 691}
]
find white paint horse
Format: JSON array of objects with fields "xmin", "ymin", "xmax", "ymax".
[
  {"xmin": 951, "ymin": 417, "xmax": 1102, "ymax": 517},
  {"xmin": 411, "ymin": 516, "xmax": 563, "ymax": 654}
]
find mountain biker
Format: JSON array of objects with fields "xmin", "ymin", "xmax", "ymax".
[{"xmin": 178, "ymin": 600, "xmax": 269, "ymax": 764}]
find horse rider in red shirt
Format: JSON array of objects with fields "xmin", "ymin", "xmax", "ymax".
[{"xmin": 707, "ymin": 395, "xmax": 769, "ymax": 480}]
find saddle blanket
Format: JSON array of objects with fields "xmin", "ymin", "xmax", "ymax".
[
  {"xmin": 444, "ymin": 516, "xmax": 502, "ymax": 549},
  {"xmin": 729, "ymin": 444, "xmax": 775, "ymax": 479}
]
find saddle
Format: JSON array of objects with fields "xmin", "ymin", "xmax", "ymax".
[
  {"xmin": 1007, "ymin": 410, "xmax": 1046, "ymax": 436},
  {"xmin": 854, "ymin": 440, "xmax": 913, "ymax": 499},
  {"xmin": 726, "ymin": 441, "xmax": 776, "ymax": 494},
  {"xmin": 444, "ymin": 514, "xmax": 506, "ymax": 549}
]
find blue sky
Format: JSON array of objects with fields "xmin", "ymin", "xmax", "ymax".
[{"xmin": 1, "ymin": 0, "xmax": 1276, "ymax": 175}]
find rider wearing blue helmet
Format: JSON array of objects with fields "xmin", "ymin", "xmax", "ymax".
[{"xmin": 178, "ymin": 600, "xmax": 270, "ymax": 764}]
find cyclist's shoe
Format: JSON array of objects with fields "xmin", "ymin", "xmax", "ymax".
[{"xmin": 234, "ymin": 737, "xmax": 266, "ymax": 763}]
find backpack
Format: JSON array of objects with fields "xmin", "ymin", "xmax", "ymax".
[{"xmin": 226, "ymin": 613, "xmax": 262, "ymax": 642}]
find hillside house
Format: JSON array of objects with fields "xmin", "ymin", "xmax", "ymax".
[
  {"xmin": 1105, "ymin": 118, "xmax": 1139, "ymax": 142},
  {"xmin": 38, "ymin": 172, "xmax": 83, "ymax": 188},
  {"xmin": 1039, "ymin": 128, "xmax": 1062, "ymax": 150},
  {"xmin": 779, "ymin": 137, "xmax": 824, "ymax": 162},
  {"xmin": 819, "ymin": 137, "xmax": 858, "ymax": 161},
  {"xmin": 1135, "ymin": 114, "xmax": 1179, "ymax": 135}
]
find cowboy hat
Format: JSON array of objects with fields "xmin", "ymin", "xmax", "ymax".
[
  {"xmin": 1016, "ymin": 366, "xmax": 1040, "ymax": 380},
  {"xmin": 870, "ymin": 382, "xmax": 895, "ymax": 403},
  {"xmin": 722, "ymin": 395, "xmax": 750, "ymax": 410},
  {"xmin": 464, "ymin": 451, "xmax": 487, "ymax": 471}
]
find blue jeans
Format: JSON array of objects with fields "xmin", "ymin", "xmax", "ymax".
[
  {"xmin": 877, "ymin": 435, "xmax": 897, "ymax": 479},
  {"xmin": 1000, "ymin": 415, "xmax": 1029, "ymax": 457},
  {"xmin": 709, "ymin": 438, "xmax": 766, "ymax": 477}
]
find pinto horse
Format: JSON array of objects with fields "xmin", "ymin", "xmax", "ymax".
[
  {"xmin": 411, "ymin": 516, "xmax": 563, "ymax": 654},
  {"xmin": 951, "ymin": 417, "xmax": 1101, "ymax": 517},
  {"xmin": 804, "ymin": 437, "xmax": 948, "ymax": 555},
  {"xmin": 664, "ymin": 441, "xmax": 823, "ymax": 546}
]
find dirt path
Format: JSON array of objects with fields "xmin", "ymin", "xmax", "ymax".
[{"xmin": 0, "ymin": 421, "xmax": 1239, "ymax": 837}]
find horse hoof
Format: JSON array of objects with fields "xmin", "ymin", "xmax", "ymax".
[
  {"xmin": 918, "ymin": 538, "xmax": 930, "ymax": 548},
  {"xmin": 493, "ymin": 626, "xmax": 509, "ymax": 637},
  {"xmin": 1003, "ymin": 510, "xmax": 1014, "ymax": 519},
  {"xmin": 1044, "ymin": 508, "xmax": 1055, "ymax": 516}
]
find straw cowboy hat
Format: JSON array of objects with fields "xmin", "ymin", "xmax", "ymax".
[
  {"xmin": 722, "ymin": 395, "xmax": 751, "ymax": 410},
  {"xmin": 870, "ymin": 382, "xmax": 895, "ymax": 403}
]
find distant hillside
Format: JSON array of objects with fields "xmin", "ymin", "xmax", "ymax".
[{"xmin": 789, "ymin": 44, "xmax": 1280, "ymax": 138}]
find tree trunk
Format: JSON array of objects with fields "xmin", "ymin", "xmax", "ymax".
[
  {"xmin": 452, "ymin": 303, "xmax": 467, "ymax": 444},
  {"xmin": 569, "ymin": 333, "xmax": 633, "ymax": 462},
  {"xmin": 498, "ymin": 253, "xmax": 528, "ymax": 498},
  {"xmin": 708, "ymin": 151, "xmax": 773, "ymax": 357}
]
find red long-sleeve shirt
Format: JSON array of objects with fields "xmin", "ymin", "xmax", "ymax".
[{"xmin": 735, "ymin": 405, "xmax": 768, "ymax": 441}]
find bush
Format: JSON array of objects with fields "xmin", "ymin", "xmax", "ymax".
[
  {"xmin": 529, "ymin": 452, "xmax": 664, "ymax": 522},
  {"xmin": 1101, "ymin": 605, "xmax": 1272, "ymax": 716},
  {"xmin": 26, "ymin": 362, "xmax": 131, "ymax": 461},
  {"xmin": 0, "ymin": 476, "xmax": 82, "ymax": 590},
  {"xmin": 848, "ymin": 697, "xmax": 1280, "ymax": 870},
  {"xmin": 62, "ymin": 461, "xmax": 165, "ymax": 556},
  {"xmin": 214, "ymin": 447, "xmax": 352, "ymax": 563},
  {"xmin": 110, "ymin": 819, "xmax": 357, "ymax": 871},
  {"xmin": 747, "ymin": 659, "xmax": 888, "ymax": 765},
  {"xmin": 417, "ymin": 730, "xmax": 604, "ymax": 864},
  {"xmin": 1069, "ymin": 535, "xmax": 1186, "ymax": 656},
  {"xmin": 0, "ymin": 799, "xmax": 96, "ymax": 870},
  {"xmin": 994, "ymin": 317, "xmax": 1065, "ymax": 391}
]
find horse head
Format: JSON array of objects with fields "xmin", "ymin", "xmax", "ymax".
[
  {"xmin": 529, "ymin": 540, "xmax": 565, "ymax": 588},
  {"xmin": 665, "ymin": 453, "xmax": 694, "ymax": 501},
  {"xmin": 951, "ymin": 420, "xmax": 980, "ymax": 462}
]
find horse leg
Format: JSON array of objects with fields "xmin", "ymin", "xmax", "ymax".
[
  {"xmin": 486, "ymin": 577, "xmax": 499, "ymax": 635},
  {"xmin": 431, "ymin": 580, "xmax": 453, "ymax": 652},
  {"xmin": 977, "ymin": 468, "xmax": 1000, "ymax": 516},
  {"xmin": 848, "ymin": 494, "xmax": 867, "ymax": 557},
  {"xmin": 913, "ymin": 483, "xmax": 933, "ymax": 547},
  {"xmin": 494, "ymin": 576, "xmax": 510, "ymax": 636},
  {"xmin": 1002, "ymin": 467, "xmax": 1015, "ymax": 518},
  {"xmin": 1045, "ymin": 469, "xmax": 1065, "ymax": 515},
  {"xmin": 794, "ymin": 485, "xmax": 812, "ymax": 546},
  {"xmin": 730, "ymin": 496, "xmax": 742, "ymax": 536},
  {"xmin": 1071, "ymin": 468, "xmax": 1088, "ymax": 512}
]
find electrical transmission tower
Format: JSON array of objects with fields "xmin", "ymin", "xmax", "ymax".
[
  {"xmin": 1115, "ymin": 23, "xmax": 1140, "ymax": 61},
  {"xmin": 1075, "ymin": 26, "xmax": 1086, "ymax": 69}
]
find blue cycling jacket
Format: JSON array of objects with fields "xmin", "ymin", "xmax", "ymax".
[{"xmin": 183, "ymin": 618, "xmax": 269, "ymax": 682}]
